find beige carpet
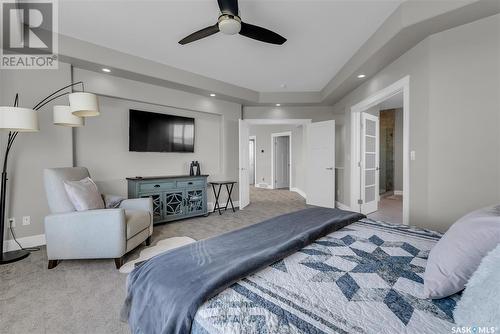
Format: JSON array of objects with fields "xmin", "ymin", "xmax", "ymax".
[
  {"xmin": 0, "ymin": 187, "xmax": 307, "ymax": 334},
  {"xmin": 368, "ymin": 195, "xmax": 403, "ymax": 224}
]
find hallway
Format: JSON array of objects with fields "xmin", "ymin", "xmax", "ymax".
[{"xmin": 367, "ymin": 194, "xmax": 403, "ymax": 224}]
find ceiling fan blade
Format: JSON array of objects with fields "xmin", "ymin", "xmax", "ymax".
[
  {"xmin": 217, "ymin": 0, "xmax": 238, "ymax": 15},
  {"xmin": 179, "ymin": 24, "xmax": 220, "ymax": 45},
  {"xmin": 239, "ymin": 22, "xmax": 286, "ymax": 45}
]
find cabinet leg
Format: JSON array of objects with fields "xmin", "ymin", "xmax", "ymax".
[
  {"xmin": 48, "ymin": 260, "xmax": 59, "ymax": 269},
  {"xmin": 114, "ymin": 257, "xmax": 124, "ymax": 269},
  {"xmin": 145, "ymin": 236, "xmax": 152, "ymax": 246}
]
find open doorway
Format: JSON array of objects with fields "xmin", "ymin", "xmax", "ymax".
[
  {"xmin": 350, "ymin": 76, "xmax": 410, "ymax": 225},
  {"xmin": 272, "ymin": 132, "xmax": 291, "ymax": 189},
  {"xmin": 238, "ymin": 119, "xmax": 311, "ymax": 210},
  {"xmin": 370, "ymin": 94, "xmax": 404, "ymax": 223}
]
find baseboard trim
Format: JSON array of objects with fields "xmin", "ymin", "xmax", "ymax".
[
  {"xmin": 394, "ymin": 190, "xmax": 403, "ymax": 196},
  {"xmin": 290, "ymin": 187, "xmax": 306, "ymax": 199},
  {"xmin": 335, "ymin": 201, "xmax": 352, "ymax": 211},
  {"xmin": 3, "ymin": 234, "xmax": 46, "ymax": 252},
  {"xmin": 207, "ymin": 201, "xmax": 240, "ymax": 211},
  {"xmin": 254, "ymin": 183, "xmax": 273, "ymax": 189}
]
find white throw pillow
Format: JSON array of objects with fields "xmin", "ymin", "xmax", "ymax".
[
  {"xmin": 64, "ymin": 177, "xmax": 105, "ymax": 211},
  {"xmin": 423, "ymin": 205, "xmax": 500, "ymax": 299},
  {"xmin": 453, "ymin": 244, "xmax": 500, "ymax": 328}
]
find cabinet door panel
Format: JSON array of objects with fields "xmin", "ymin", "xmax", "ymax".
[
  {"xmin": 164, "ymin": 190, "xmax": 184, "ymax": 218},
  {"xmin": 185, "ymin": 188, "xmax": 205, "ymax": 215}
]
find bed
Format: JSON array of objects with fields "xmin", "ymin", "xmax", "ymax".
[{"xmin": 122, "ymin": 208, "xmax": 459, "ymax": 334}]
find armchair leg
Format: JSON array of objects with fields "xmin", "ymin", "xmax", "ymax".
[
  {"xmin": 114, "ymin": 257, "xmax": 124, "ymax": 269},
  {"xmin": 48, "ymin": 260, "xmax": 59, "ymax": 269},
  {"xmin": 145, "ymin": 236, "xmax": 152, "ymax": 246}
]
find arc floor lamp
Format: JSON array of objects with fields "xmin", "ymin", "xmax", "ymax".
[{"xmin": 0, "ymin": 82, "xmax": 99, "ymax": 264}]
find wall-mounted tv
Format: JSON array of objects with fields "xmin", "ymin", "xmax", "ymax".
[{"xmin": 129, "ymin": 109, "xmax": 195, "ymax": 153}]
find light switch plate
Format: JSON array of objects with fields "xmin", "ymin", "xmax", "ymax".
[{"xmin": 410, "ymin": 151, "xmax": 416, "ymax": 161}]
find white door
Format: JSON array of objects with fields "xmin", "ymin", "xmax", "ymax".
[
  {"xmin": 239, "ymin": 120, "xmax": 250, "ymax": 209},
  {"xmin": 249, "ymin": 138, "xmax": 255, "ymax": 185},
  {"xmin": 274, "ymin": 136, "xmax": 290, "ymax": 189},
  {"xmin": 306, "ymin": 121, "xmax": 335, "ymax": 208},
  {"xmin": 361, "ymin": 112, "xmax": 380, "ymax": 214}
]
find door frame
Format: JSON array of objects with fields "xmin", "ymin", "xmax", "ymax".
[
  {"xmin": 249, "ymin": 135, "xmax": 257, "ymax": 186},
  {"xmin": 350, "ymin": 75, "xmax": 410, "ymax": 225},
  {"xmin": 271, "ymin": 131, "xmax": 292, "ymax": 189}
]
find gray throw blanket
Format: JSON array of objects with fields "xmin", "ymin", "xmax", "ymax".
[{"xmin": 121, "ymin": 207, "xmax": 365, "ymax": 334}]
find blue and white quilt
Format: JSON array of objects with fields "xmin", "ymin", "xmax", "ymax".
[{"xmin": 192, "ymin": 219, "xmax": 459, "ymax": 334}]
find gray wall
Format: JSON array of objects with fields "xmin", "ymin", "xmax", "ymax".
[
  {"xmin": 243, "ymin": 106, "xmax": 334, "ymax": 122},
  {"xmin": 0, "ymin": 64, "xmax": 74, "ymax": 242},
  {"xmin": 0, "ymin": 65, "xmax": 241, "ymax": 241},
  {"xmin": 73, "ymin": 69, "xmax": 241, "ymax": 208},
  {"xmin": 249, "ymin": 124, "xmax": 305, "ymax": 194},
  {"xmin": 333, "ymin": 14, "xmax": 500, "ymax": 231}
]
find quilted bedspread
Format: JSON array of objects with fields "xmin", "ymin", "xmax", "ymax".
[{"xmin": 192, "ymin": 219, "xmax": 459, "ymax": 334}]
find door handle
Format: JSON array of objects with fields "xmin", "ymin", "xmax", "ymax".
[{"xmin": 326, "ymin": 167, "xmax": 334, "ymax": 170}]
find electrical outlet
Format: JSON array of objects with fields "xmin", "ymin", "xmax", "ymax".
[
  {"xmin": 8, "ymin": 217, "xmax": 15, "ymax": 227},
  {"xmin": 22, "ymin": 216, "xmax": 31, "ymax": 226}
]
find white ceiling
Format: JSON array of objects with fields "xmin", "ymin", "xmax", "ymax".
[{"xmin": 59, "ymin": 1, "xmax": 403, "ymax": 92}]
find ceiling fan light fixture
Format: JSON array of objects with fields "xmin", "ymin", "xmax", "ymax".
[{"xmin": 218, "ymin": 15, "xmax": 241, "ymax": 35}]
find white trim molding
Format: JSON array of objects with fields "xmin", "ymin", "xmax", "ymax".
[
  {"xmin": 290, "ymin": 187, "xmax": 306, "ymax": 199},
  {"xmin": 350, "ymin": 75, "xmax": 410, "ymax": 225},
  {"xmin": 255, "ymin": 183, "xmax": 272, "ymax": 189},
  {"xmin": 3, "ymin": 234, "xmax": 46, "ymax": 252},
  {"xmin": 249, "ymin": 135, "xmax": 257, "ymax": 186},
  {"xmin": 394, "ymin": 190, "xmax": 403, "ymax": 196}
]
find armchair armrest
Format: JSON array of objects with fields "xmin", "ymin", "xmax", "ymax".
[
  {"xmin": 44, "ymin": 209, "xmax": 126, "ymax": 260},
  {"xmin": 120, "ymin": 198, "xmax": 154, "ymax": 236},
  {"xmin": 119, "ymin": 198, "xmax": 153, "ymax": 213}
]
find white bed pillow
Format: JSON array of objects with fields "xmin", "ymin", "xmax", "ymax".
[
  {"xmin": 64, "ymin": 177, "xmax": 105, "ymax": 211},
  {"xmin": 453, "ymin": 244, "xmax": 500, "ymax": 328},
  {"xmin": 423, "ymin": 205, "xmax": 500, "ymax": 299}
]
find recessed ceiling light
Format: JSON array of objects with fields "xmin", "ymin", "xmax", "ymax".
[
  {"xmin": 276, "ymin": 104, "xmax": 281, "ymax": 107},
  {"xmin": 102, "ymin": 68, "xmax": 111, "ymax": 73},
  {"xmin": 357, "ymin": 74, "xmax": 366, "ymax": 79},
  {"xmin": 210, "ymin": 93, "xmax": 216, "ymax": 97}
]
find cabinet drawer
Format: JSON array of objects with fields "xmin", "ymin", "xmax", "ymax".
[
  {"xmin": 139, "ymin": 182, "xmax": 175, "ymax": 192},
  {"xmin": 177, "ymin": 180, "xmax": 205, "ymax": 188}
]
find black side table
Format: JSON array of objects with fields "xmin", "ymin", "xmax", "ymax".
[{"xmin": 209, "ymin": 181, "xmax": 237, "ymax": 215}]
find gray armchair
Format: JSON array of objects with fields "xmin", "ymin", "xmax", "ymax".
[{"xmin": 43, "ymin": 167, "xmax": 153, "ymax": 269}]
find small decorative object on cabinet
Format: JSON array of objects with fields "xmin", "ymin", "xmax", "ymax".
[{"xmin": 127, "ymin": 175, "xmax": 208, "ymax": 224}]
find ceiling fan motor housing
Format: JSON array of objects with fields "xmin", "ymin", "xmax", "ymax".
[{"xmin": 218, "ymin": 15, "xmax": 241, "ymax": 35}]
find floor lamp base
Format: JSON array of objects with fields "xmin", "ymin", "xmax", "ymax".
[{"xmin": 0, "ymin": 249, "xmax": 30, "ymax": 264}]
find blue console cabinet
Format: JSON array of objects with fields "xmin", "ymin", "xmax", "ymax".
[{"xmin": 127, "ymin": 175, "xmax": 208, "ymax": 224}]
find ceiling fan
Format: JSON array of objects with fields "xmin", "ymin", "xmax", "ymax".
[{"xmin": 178, "ymin": 0, "xmax": 286, "ymax": 45}]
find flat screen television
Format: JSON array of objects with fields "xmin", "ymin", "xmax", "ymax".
[{"xmin": 129, "ymin": 109, "xmax": 195, "ymax": 152}]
